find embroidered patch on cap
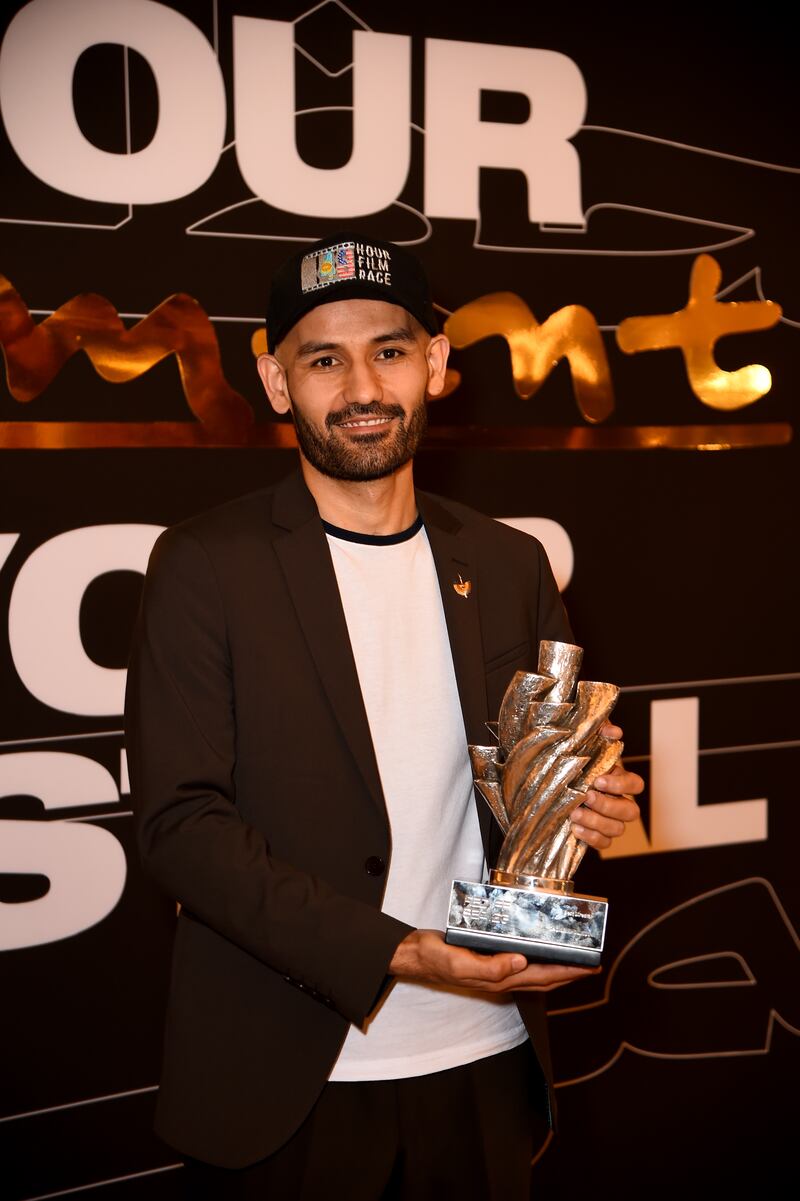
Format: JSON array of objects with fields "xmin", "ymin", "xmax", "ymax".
[{"xmin": 301, "ymin": 241, "xmax": 357, "ymax": 293}]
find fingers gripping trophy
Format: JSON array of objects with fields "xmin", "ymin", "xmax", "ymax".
[{"xmin": 445, "ymin": 640, "xmax": 621, "ymax": 966}]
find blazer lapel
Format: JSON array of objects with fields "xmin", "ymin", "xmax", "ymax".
[
  {"xmin": 417, "ymin": 492, "xmax": 489, "ymax": 748},
  {"xmin": 418, "ymin": 491, "xmax": 493, "ymax": 850},
  {"xmin": 271, "ymin": 473, "xmax": 385, "ymax": 813}
]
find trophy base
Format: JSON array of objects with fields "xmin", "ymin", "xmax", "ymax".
[{"xmin": 445, "ymin": 877, "xmax": 607, "ymax": 966}]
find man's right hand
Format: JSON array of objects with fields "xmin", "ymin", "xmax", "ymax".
[{"xmin": 389, "ymin": 929, "xmax": 599, "ymax": 993}]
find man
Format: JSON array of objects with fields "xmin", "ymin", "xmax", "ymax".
[{"xmin": 125, "ymin": 231, "xmax": 642, "ymax": 1200}]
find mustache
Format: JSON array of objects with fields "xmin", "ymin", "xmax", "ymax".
[{"xmin": 326, "ymin": 402, "xmax": 405, "ymax": 429}]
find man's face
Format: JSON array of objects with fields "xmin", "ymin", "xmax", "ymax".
[{"xmin": 258, "ymin": 299, "xmax": 449, "ymax": 483}]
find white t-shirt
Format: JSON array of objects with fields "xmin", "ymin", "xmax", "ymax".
[{"xmin": 324, "ymin": 517, "xmax": 527, "ymax": 1081}]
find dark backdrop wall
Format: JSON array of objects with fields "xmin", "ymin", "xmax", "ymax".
[{"xmin": 1, "ymin": 2, "xmax": 797, "ymax": 1198}]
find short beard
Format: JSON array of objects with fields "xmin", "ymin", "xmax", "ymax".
[{"xmin": 289, "ymin": 394, "xmax": 428, "ymax": 482}]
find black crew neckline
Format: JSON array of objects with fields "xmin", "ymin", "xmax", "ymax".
[{"xmin": 322, "ymin": 514, "xmax": 424, "ymax": 546}]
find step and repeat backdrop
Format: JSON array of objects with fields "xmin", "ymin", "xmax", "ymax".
[{"xmin": 1, "ymin": 2, "xmax": 797, "ymax": 1197}]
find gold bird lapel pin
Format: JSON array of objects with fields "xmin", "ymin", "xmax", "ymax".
[{"xmin": 453, "ymin": 574, "xmax": 472, "ymax": 598}]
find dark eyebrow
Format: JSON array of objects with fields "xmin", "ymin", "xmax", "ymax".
[
  {"xmin": 373, "ymin": 327, "xmax": 417, "ymax": 345},
  {"xmin": 295, "ymin": 327, "xmax": 418, "ymax": 359},
  {"xmin": 295, "ymin": 340, "xmax": 340, "ymax": 358}
]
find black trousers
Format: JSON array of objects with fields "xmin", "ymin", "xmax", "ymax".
[{"xmin": 183, "ymin": 1040, "xmax": 550, "ymax": 1201}]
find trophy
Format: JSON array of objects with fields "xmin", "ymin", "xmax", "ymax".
[{"xmin": 445, "ymin": 640, "xmax": 621, "ymax": 966}]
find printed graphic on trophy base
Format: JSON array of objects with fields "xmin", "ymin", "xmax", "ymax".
[
  {"xmin": 446, "ymin": 877, "xmax": 607, "ymax": 966},
  {"xmin": 443, "ymin": 639, "xmax": 620, "ymax": 966}
]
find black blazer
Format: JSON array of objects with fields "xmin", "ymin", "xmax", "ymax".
[{"xmin": 124, "ymin": 470, "xmax": 573, "ymax": 1168}]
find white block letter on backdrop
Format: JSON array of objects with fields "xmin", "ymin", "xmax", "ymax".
[
  {"xmin": 602, "ymin": 696, "xmax": 768, "ymax": 858},
  {"xmin": 8, "ymin": 524, "xmax": 164, "ymax": 717},
  {"xmin": 648, "ymin": 697, "xmax": 768, "ymax": 850},
  {"xmin": 0, "ymin": 0, "xmax": 225, "ymax": 203},
  {"xmin": 0, "ymin": 752, "xmax": 125, "ymax": 951},
  {"xmin": 0, "ymin": 533, "xmax": 20, "ymax": 573},
  {"xmin": 424, "ymin": 38, "xmax": 585, "ymax": 224},
  {"xmin": 234, "ymin": 18, "xmax": 411, "ymax": 218}
]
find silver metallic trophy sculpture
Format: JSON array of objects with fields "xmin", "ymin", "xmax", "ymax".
[{"xmin": 445, "ymin": 640, "xmax": 621, "ymax": 966}]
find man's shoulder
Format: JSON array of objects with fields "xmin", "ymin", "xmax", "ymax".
[
  {"xmin": 169, "ymin": 487, "xmax": 273, "ymax": 541},
  {"xmin": 418, "ymin": 490, "xmax": 546, "ymax": 559},
  {"xmin": 143, "ymin": 473, "xmax": 312, "ymax": 588},
  {"xmin": 161, "ymin": 471, "xmax": 308, "ymax": 549}
]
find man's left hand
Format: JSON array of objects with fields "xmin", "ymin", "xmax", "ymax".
[{"xmin": 568, "ymin": 720, "xmax": 643, "ymax": 849}]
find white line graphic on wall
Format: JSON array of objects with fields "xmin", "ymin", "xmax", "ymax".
[{"xmin": 547, "ymin": 877, "xmax": 800, "ymax": 1086}]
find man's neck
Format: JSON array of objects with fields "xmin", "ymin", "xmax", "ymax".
[{"xmin": 299, "ymin": 457, "xmax": 418, "ymax": 535}]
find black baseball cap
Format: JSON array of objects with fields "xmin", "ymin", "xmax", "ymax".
[{"xmin": 266, "ymin": 231, "xmax": 437, "ymax": 353}]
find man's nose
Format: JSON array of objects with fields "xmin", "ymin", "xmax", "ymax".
[{"xmin": 343, "ymin": 357, "xmax": 382, "ymax": 404}]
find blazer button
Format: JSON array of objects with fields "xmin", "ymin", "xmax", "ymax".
[{"xmin": 364, "ymin": 856, "xmax": 386, "ymax": 877}]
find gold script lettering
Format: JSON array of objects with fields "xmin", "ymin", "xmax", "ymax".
[
  {"xmin": 616, "ymin": 254, "xmax": 782, "ymax": 410},
  {"xmin": 1, "ymin": 254, "xmax": 787, "ymax": 450},
  {"xmin": 443, "ymin": 292, "xmax": 614, "ymax": 423},
  {"xmin": 0, "ymin": 275, "xmax": 253, "ymax": 439}
]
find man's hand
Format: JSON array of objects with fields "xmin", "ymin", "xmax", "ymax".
[
  {"xmin": 569, "ymin": 720, "xmax": 643, "ymax": 849},
  {"xmin": 389, "ymin": 929, "xmax": 599, "ymax": 993}
]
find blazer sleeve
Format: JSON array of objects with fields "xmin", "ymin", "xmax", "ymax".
[
  {"xmin": 534, "ymin": 538, "xmax": 575, "ymax": 645},
  {"xmin": 124, "ymin": 526, "xmax": 412, "ymax": 1027}
]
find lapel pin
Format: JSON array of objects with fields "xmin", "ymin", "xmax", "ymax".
[{"xmin": 453, "ymin": 574, "xmax": 472, "ymax": 598}]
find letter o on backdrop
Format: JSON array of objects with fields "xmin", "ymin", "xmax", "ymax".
[
  {"xmin": 0, "ymin": 0, "xmax": 225, "ymax": 203},
  {"xmin": 8, "ymin": 524, "xmax": 164, "ymax": 717}
]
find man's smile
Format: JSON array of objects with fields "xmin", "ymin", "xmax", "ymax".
[
  {"xmin": 337, "ymin": 416, "xmax": 395, "ymax": 430},
  {"xmin": 327, "ymin": 404, "xmax": 404, "ymax": 434}
]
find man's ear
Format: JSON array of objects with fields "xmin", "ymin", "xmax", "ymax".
[
  {"xmin": 257, "ymin": 353, "xmax": 291, "ymax": 415},
  {"xmin": 425, "ymin": 333, "xmax": 450, "ymax": 398}
]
